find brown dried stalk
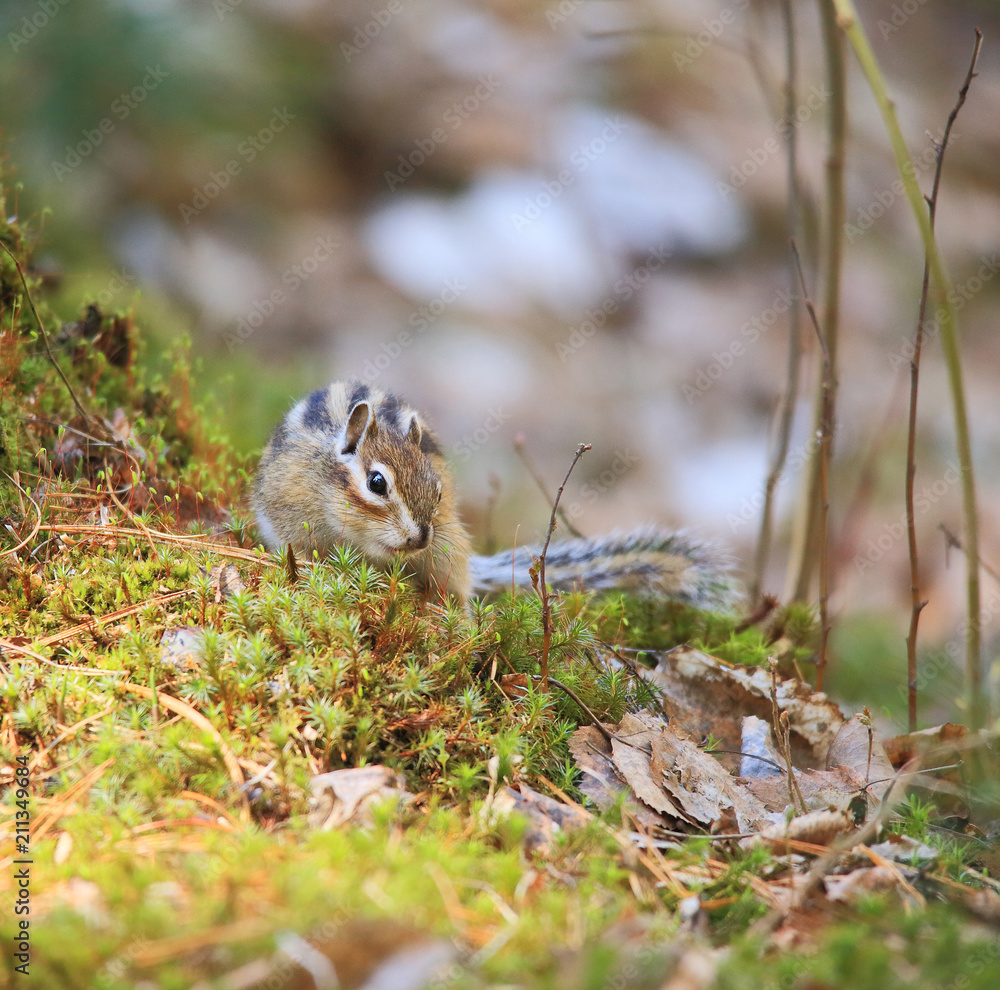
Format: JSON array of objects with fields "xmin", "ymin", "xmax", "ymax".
[{"xmin": 904, "ymin": 30, "xmax": 982, "ymax": 732}]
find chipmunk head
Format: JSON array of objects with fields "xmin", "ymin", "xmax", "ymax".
[{"xmin": 332, "ymin": 391, "xmax": 444, "ymax": 565}]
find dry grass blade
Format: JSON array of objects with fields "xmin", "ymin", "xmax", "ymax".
[
  {"xmin": 28, "ymin": 704, "xmax": 116, "ymax": 772},
  {"xmin": 30, "ymin": 588, "xmax": 193, "ymax": 650},
  {"xmin": 37, "ymin": 522, "xmax": 273, "ymax": 564},
  {"xmin": 0, "ymin": 472, "xmax": 43, "ymax": 560},
  {"xmin": 21, "ymin": 758, "xmax": 116, "ymax": 852},
  {"xmin": 0, "ymin": 639, "xmax": 124, "ymax": 676},
  {"xmin": 118, "ymin": 682, "xmax": 250, "ymax": 823}
]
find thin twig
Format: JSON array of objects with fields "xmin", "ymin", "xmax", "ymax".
[
  {"xmin": 788, "ymin": 0, "xmax": 845, "ymax": 604},
  {"xmin": 791, "ymin": 241, "xmax": 834, "ymax": 688},
  {"xmin": 904, "ymin": 30, "xmax": 982, "ymax": 733},
  {"xmin": 542, "ymin": 676, "xmax": 613, "ymax": 744},
  {"xmin": 513, "ymin": 433, "xmax": 585, "ymax": 539},
  {"xmin": 832, "ymin": 1, "xmax": 984, "ymax": 729},
  {"xmin": 751, "ymin": 0, "xmax": 804, "ymax": 606},
  {"xmin": 535, "ymin": 443, "xmax": 591, "ymax": 690},
  {"xmin": 939, "ymin": 523, "xmax": 1000, "ymax": 587},
  {"xmin": 0, "ymin": 240, "xmax": 93, "ymax": 427}
]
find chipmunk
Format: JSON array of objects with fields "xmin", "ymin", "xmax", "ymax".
[{"xmin": 252, "ymin": 380, "xmax": 733, "ymax": 607}]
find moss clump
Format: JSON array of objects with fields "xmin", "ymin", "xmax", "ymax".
[{"xmin": 2, "ymin": 175, "xmax": 994, "ymax": 990}]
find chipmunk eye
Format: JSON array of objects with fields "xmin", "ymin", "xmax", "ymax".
[{"xmin": 367, "ymin": 471, "xmax": 388, "ymax": 497}]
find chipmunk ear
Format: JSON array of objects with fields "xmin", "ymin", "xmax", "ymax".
[
  {"xmin": 342, "ymin": 401, "xmax": 376, "ymax": 455},
  {"xmin": 405, "ymin": 413, "xmax": 422, "ymax": 448}
]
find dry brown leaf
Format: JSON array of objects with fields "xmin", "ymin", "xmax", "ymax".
[
  {"xmin": 882, "ymin": 722, "xmax": 968, "ymax": 768},
  {"xmin": 567, "ymin": 725, "xmax": 667, "ymax": 833},
  {"xmin": 744, "ymin": 809, "xmax": 853, "ymax": 852},
  {"xmin": 647, "ymin": 718, "xmax": 768, "ymax": 832},
  {"xmin": 210, "ymin": 563, "xmax": 245, "ymax": 602},
  {"xmin": 568, "ymin": 725, "xmax": 624, "ymax": 810},
  {"xmin": 824, "ymin": 864, "xmax": 908, "ymax": 903},
  {"xmin": 307, "ymin": 766, "xmax": 413, "ymax": 831},
  {"xmin": 498, "ymin": 672, "xmax": 530, "ymax": 699},
  {"xmin": 826, "ymin": 714, "xmax": 896, "ymax": 813},
  {"xmin": 745, "ymin": 766, "xmax": 872, "ymax": 817},
  {"xmin": 612, "ymin": 713, "xmax": 687, "ymax": 822},
  {"xmin": 645, "ymin": 647, "xmax": 845, "ymax": 770}
]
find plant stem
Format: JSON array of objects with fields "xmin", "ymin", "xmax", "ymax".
[
  {"xmin": 788, "ymin": 0, "xmax": 845, "ymax": 604},
  {"xmin": 832, "ymin": 0, "xmax": 984, "ymax": 727},
  {"xmin": 0, "ymin": 241, "xmax": 92, "ymax": 428},
  {"xmin": 904, "ymin": 31, "xmax": 981, "ymax": 732},
  {"xmin": 751, "ymin": 0, "xmax": 804, "ymax": 606},
  {"xmin": 537, "ymin": 443, "xmax": 591, "ymax": 691},
  {"xmin": 792, "ymin": 242, "xmax": 833, "ymax": 690}
]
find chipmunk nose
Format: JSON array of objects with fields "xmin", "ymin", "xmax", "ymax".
[{"xmin": 406, "ymin": 523, "xmax": 431, "ymax": 550}]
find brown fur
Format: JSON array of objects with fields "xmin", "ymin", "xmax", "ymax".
[{"xmin": 252, "ymin": 380, "xmax": 472, "ymax": 602}]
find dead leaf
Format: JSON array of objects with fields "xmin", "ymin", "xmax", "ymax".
[
  {"xmin": 826, "ymin": 714, "xmax": 896, "ymax": 812},
  {"xmin": 648, "ymin": 718, "xmax": 768, "ymax": 832},
  {"xmin": 567, "ymin": 725, "xmax": 666, "ymax": 832},
  {"xmin": 824, "ymin": 865, "xmax": 907, "ymax": 903},
  {"xmin": 646, "ymin": 647, "xmax": 844, "ymax": 770},
  {"xmin": 612, "ymin": 713, "xmax": 687, "ymax": 822},
  {"xmin": 210, "ymin": 563, "xmax": 245, "ymax": 602},
  {"xmin": 743, "ymin": 809, "xmax": 853, "ymax": 852},
  {"xmin": 308, "ymin": 766, "xmax": 413, "ymax": 831},
  {"xmin": 498, "ymin": 673, "xmax": 529, "ymax": 698},
  {"xmin": 883, "ymin": 722, "xmax": 968, "ymax": 768}
]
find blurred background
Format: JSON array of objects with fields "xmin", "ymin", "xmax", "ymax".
[{"xmin": 2, "ymin": 0, "xmax": 999, "ymax": 723}]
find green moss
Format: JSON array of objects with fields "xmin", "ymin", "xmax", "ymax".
[{"xmin": 2, "ymin": 177, "xmax": 995, "ymax": 990}]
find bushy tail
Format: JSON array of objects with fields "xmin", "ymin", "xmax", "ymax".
[{"xmin": 468, "ymin": 526, "xmax": 736, "ymax": 609}]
